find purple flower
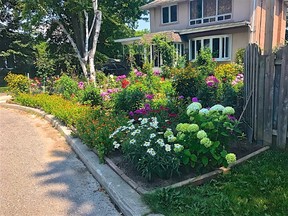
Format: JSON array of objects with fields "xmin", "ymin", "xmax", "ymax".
[
  {"xmin": 129, "ymin": 111, "xmax": 134, "ymax": 117},
  {"xmin": 145, "ymin": 94, "xmax": 154, "ymax": 100},
  {"xmin": 144, "ymin": 103, "xmax": 151, "ymax": 111},
  {"xmin": 228, "ymin": 115, "xmax": 237, "ymax": 121},
  {"xmin": 78, "ymin": 82, "xmax": 84, "ymax": 89},
  {"xmin": 134, "ymin": 108, "xmax": 147, "ymax": 115},
  {"xmin": 178, "ymin": 95, "xmax": 184, "ymax": 99},
  {"xmin": 206, "ymin": 75, "xmax": 219, "ymax": 88},
  {"xmin": 192, "ymin": 97, "xmax": 199, "ymax": 102}
]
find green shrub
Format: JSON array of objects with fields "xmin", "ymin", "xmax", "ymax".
[
  {"xmin": 171, "ymin": 63, "xmax": 200, "ymax": 98},
  {"xmin": 55, "ymin": 74, "xmax": 79, "ymax": 100},
  {"xmin": 14, "ymin": 93, "xmax": 90, "ymax": 126},
  {"xmin": 214, "ymin": 63, "xmax": 243, "ymax": 82},
  {"xmin": 76, "ymin": 109, "xmax": 127, "ymax": 161},
  {"xmin": 114, "ymin": 85, "xmax": 145, "ymax": 113},
  {"xmin": 78, "ymin": 84, "xmax": 102, "ymax": 106},
  {"xmin": 194, "ymin": 48, "xmax": 216, "ymax": 77},
  {"xmin": 4, "ymin": 72, "xmax": 30, "ymax": 95},
  {"xmin": 235, "ymin": 48, "xmax": 245, "ymax": 64}
]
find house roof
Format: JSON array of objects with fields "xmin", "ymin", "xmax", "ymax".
[
  {"xmin": 142, "ymin": 31, "xmax": 183, "ymax": 43},
  {"xmin": 114, "ymin": 31, "xmax": 183, "ymax": 45},
  {"xmin": 140, "ymin": 0, "xmax": 186, "ymax": 10},
  {"xmin": 179, "ymin": 21, "xmax": 250, "ymax": 35}
]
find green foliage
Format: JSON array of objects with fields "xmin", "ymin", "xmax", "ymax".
[
  {"xmin": 194, "ymin": 48, "xmax": 216, "ymax": 77},
  {"xmin": 78, "ymin": 84, "xmax": 102, "ymax": 107},
  {"xmin": 235, "ymin": 48, "xmax": 246, "ymax": 65},
  {"xmin": 152, "ymin": 34, "xmax": 177, "ymax": 67},
  {"xmin": 177, "ymin": 102, "xmax": 242, "ymax": 170},
  {"xmin": 171, "ymin": 63, "xmax": 200, "ymax": 98},
  {"xmin": 114, "ymin": 85, "xmax": 145, "ymax": 113},
  {"xmin": 214, "ymin": 63, "xmax": 243, "ymax": 82},
  {"xmin": 76, "ymin": 109, "xmax": 128, "ymax": 161},
  {"xmin": 34, "ymin": 41, "xmax": 55, "ymax": 81},
  {"xmin": 4, "ymin": 72, "xmax": 30, "ymax": 95},
  {"xmin": 14, "ymin": 93, "xmax": 90, "ymax": 126},
  {"xmin": 55, "ymin": 75, "xmax": 79, "ymax": 100},
  {"xmin": 144, "ymin": 150, "xmax": 288, "ymax": 216},
  {"xmin": 110, "ymin": 117, "xmax": 181, "ymax": 181}
]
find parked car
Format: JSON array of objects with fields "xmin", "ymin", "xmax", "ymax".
[{"xmin": 101, "ymin": 62, "xmax": 130, "ymax": 76}]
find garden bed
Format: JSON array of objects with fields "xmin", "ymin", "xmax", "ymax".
[{"xmin": 105, "ymin": 140, "xmax": 266, "ymax": 193}]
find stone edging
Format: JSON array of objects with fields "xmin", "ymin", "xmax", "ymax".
[{"xmin": 0, "ymin": 103, "xmax": 151, "ymax": 216}]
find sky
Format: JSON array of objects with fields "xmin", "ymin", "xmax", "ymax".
[{"xmin": 136, "ymin": 16, "xmax": 150, "ymax": 31}]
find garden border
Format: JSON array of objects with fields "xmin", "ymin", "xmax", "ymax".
[
  {"xmin": 0, "ymin": 100, "xmax": 271, "ymax": 208},
  {"xmin": 0, "ymin": 102, "xmax": 151, "ymax": 216}
]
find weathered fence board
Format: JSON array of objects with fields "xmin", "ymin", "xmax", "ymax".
[{"xmin": 244, "ymin": 44, "xmax": 288, "ymax": 149}]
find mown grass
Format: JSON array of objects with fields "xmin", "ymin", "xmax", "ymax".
[{"xmin": 144, "ymin": 149, "xmax": 288, "ymax": 216}]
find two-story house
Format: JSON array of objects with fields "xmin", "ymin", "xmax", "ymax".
[{"xmin": 115, "ymin": 0, "xmax": 287, "ymax": 66}]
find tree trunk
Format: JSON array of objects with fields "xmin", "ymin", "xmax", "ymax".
[{"xmin": 89, "ymin": 4, "xmax": 102, "ymax": 85}]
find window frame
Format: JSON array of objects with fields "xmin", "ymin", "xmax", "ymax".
[
  {"xmin": 161, "ymin": 4, "xmax": 178, "ymax": 25},
  {"xmin": 189, "ymin": 35, "xmax": 232, "ymax": 61},
  {"xmin": 189, "ymin": 0, "xmax": 232, "ymax": 26}
]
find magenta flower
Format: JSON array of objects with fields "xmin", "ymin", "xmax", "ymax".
[
  {"xmin": 144, "ymin": 103, "xmax": 151, "ymax": 111},
  {"xmin": 129, "ymin": 111, "xmax": 134, "ymax": 117},
  {"xmin": 206, "ymin": 75, "xmax": 219, "ymax": 88},
  {"xmin": 178, "ymin": 95, "xmax": 184, "ymax": 99},
  {"xmin": 135, "ymin": 71, "xmax": 144, "ymax": 77},
  {"xmin": 228, "ymin": 115, "xmax": 237, "ymax": 121},
  {"xmin": 116, "ymin": 75, "xmax": 126, "ymax": 82},
  {"xmin": 145, "ymin": 94, "xmax": 154, "ymax": 100},
  {"xmin": 78, "ymin": 82, "xmax": 84, "ymax": 89},
  {"xmin": 154, "ymin": 70, "xmax": 161, "ymax": 76},
  {"xmin": 192, "ymin": 97, "xmax": 199, "ymax": 102}
]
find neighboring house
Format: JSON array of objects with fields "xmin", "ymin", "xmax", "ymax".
[{"xmin": 116, "ymin": 0, "xmax": 287, "ymax": 67}]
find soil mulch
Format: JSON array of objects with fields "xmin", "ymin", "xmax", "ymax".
[{"xmin": 108, "ymin": 140, "xmax": 263, "ymax": 191}]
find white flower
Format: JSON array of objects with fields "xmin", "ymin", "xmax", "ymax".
[
  {"xmin": 174, "ymin": 144, "xmax": 184, "ymax": 153},
  {"xmin": 130, "ymin": 139, "xmax": 136, "ymax": 144},
  {"xmin": 131, "ymin": 131, "xmax": 137, "ymax": 136},
  {"xmin": 147, "ymin": 148, "xmax": 156, "ymax": 156},
  {"xmin": 210, "ymin": 104, "xmax": 225, "ymax": 112},
  {"xmin": 135, "ymin": 129, "xmax": 141, "ymax": 134},
  {"xmin": 143, "ymin": 141, "xmax": 151, "ymax": 147},
  {"xmin": 156, "ymin": 138, "xmax": 165, "ymax": 146},
  {"xmin": 127, "ymin": 119, "xmax": 135, "ymax": 124},
  {"xmin": 167, "ymin": 135, "xmax": 176, "ymax": 143},
  {"xmin": 129, "ymin": 125, "xmax": 135, "ymax": 130},
  {"xmin": 141, "ymin": 118, "xmax": 148, "ymax": 125},
  {"xmin": 113, "ymin": 141, "xmax": 120, "ymax": 149},
  {"xmin": 165, "ymin": 144, "xmax": 171, "ymax": 152},
  {"xmin": 150, "ymin": 133, "xmax": 156, "ymax": 139}
]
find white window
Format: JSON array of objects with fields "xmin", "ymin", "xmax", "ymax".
[
  {"xmin": 189, "ymin": 0, "xmax": 232, "ymax": 25},
  {"xmin": 162, "ymin": 5, "xmax": 178, "ymax": 24},
  {"xmin": 174, "ymin": 43, "xmax": 185, "ymax": 58},
  {"xmin": 189, "ymin": 35, "xmax": 231, "ymax": 61}
]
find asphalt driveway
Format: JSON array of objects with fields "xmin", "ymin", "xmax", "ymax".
[{"xmin": 0, "ymin": 107, "xmax": 120, "ymax": 216}]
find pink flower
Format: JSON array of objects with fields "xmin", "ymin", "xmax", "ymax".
[
  {"xmin": 206, "ymin": 75, "xmax": 219, "ymax": 88},
  {"xmin": 154, "ymin": 70, "xmax": 161, "ymax": 76},
  {"xmin": 78, "ymin": 82, "xmax": 84, "ymax": 89},
  {"xmin": 116, "ymin": 75, "xmax": 126, "ymax": 82},
  {"xmin": 145, "ymin": 94, "xmax": 154, "ymax": 100}
]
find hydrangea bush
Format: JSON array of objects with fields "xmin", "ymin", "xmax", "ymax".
[{"xmin": 110, "ymin": 100, "xmax": 241, "ymax": 180}]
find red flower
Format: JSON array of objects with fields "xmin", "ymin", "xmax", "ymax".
[
  {"xmin": 168, "ymin": 113, "xmax": 178, "ymax": 118},
  {"xmin": 161, "ymin": 77, "xmax": 165, "ymax": 81},
  {"xmin": 121, "ymin": 79, "xmax": 130, "ymax": 88}
]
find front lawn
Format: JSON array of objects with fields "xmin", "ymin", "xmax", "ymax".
[{"xmin": 143, "ymin": 149, "xmax": 288, "ymax": 216}]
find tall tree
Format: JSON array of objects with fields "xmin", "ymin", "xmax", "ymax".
[{"xmin": 19, "ymin": 0, "xmax": 150, "ymax": 83}]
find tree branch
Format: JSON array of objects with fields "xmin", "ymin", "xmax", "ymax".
[
  {"xmin": 88, "ymin": 14, "xmax": 96, "ymax": 38},
  {"xmin": 84, "ymin": 10, "xmax": 89, "ymax": 61}
]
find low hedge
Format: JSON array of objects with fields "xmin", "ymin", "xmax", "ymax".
[{"xmin": 14, "ymin": 93, "xmax": 126, "ymax": 160}]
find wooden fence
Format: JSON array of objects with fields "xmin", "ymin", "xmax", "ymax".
[{"xmin": 244, "ymin": 44, "xmax": 288, "ymax": 149}]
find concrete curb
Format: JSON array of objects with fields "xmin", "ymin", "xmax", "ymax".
[{"xmin": 0, "ymin": 103, "xmax": 151, "ymax": 216}]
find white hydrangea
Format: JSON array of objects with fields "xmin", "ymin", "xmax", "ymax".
[
  {"xmin": 199, "ymin": 108, "xmax": 209, "ymax": 115},
  {"xmin": 210, "ymin": 104, "xmax": 225, "ymax": 112},
  {"xmin": 187, "ymin": 102, "xmax": 202, "ymax": 115}
]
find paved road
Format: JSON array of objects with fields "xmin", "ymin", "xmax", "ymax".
[{"xmin": 0, "ymin": 107, "xmax": 120, "ymax": 216}]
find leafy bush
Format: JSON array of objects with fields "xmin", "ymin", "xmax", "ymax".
[
  {"xmin": 4, "ymin": 72, "xmax": 30, "ymax": 95},
  {"xmin": 194, "ymin": 48, "xmax": 216, "ymax": 77},
  {"xmin": 76, "ymin": 109, "xmax": 127, "ymax": 161},
  {"xmin": 14, "ymin": 93, "xmax": 90, "ymax": 126},
  {"xmin": 114, "ymin": 84, "xmax": 145, "ymax": 113},
  {"xmin": 235, "ymin": 48, "xmax": 245, "ymax": 64},
  {"xmin": 171, "ymin": 63, "xmax": 200, "ymax": 98},
  {"xmin": 176, "ymin": 102, "xmax": 241, "ymax": 169},
  {"xmin": 55, "ymin": 74, "xmax": 79, "ymax": 100},
  {"xmin": 78, "ymin": 84, "xmax": 102, "ymax": 106},
  {"xmin": 110, "ymin": 117, "xmax": 181, "ymax": 181},
  {"xmin": 214, "ymin": 63, "xmax": 243, "ymax": 82}
]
